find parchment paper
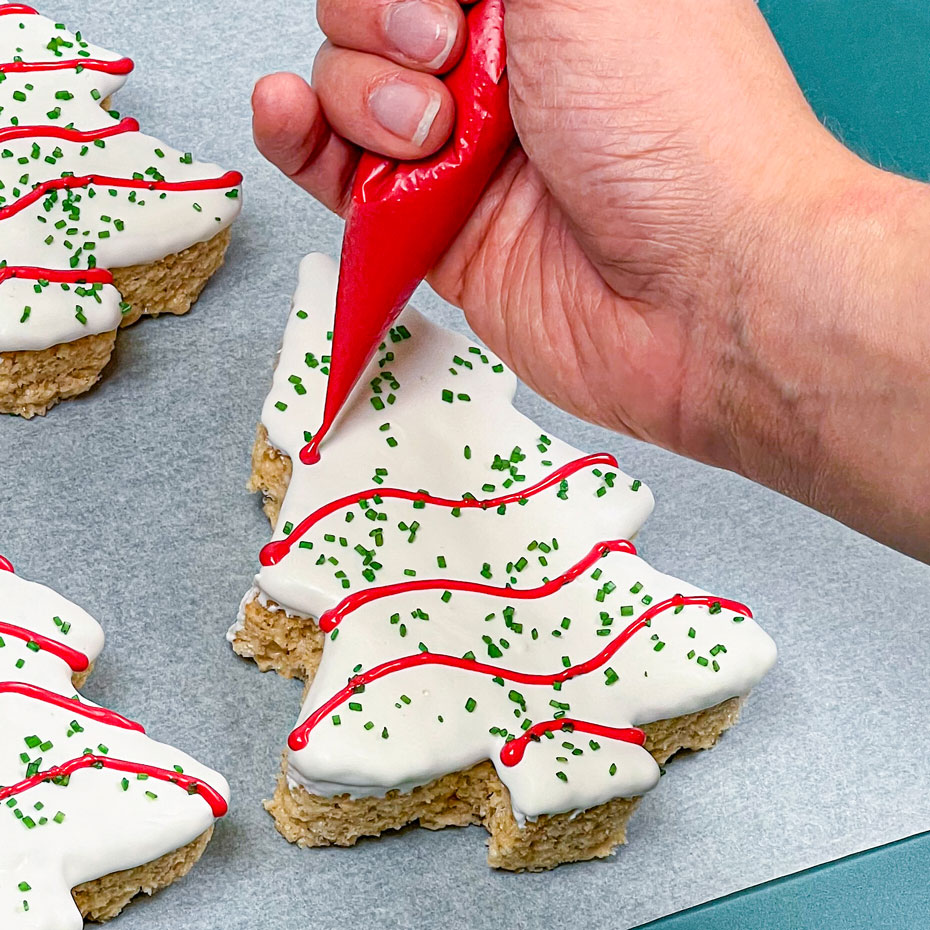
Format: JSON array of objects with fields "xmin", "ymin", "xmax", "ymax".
[{"xmin": 0, "ymin": 2, "xmax": 928, "ymax": 928}]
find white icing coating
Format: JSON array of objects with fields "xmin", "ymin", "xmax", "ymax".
[
  {"xmin": 0, "ymin": 567, "xmax": 229, "ymax": 930},
  {"xmin": 0, "ymin": 6, "xmax": 242, "ymax": 352},
  {"xmin": 249, "ymin": 253, "xmax": 776, "ymax": 823}
]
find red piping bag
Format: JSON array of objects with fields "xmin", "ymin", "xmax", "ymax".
[{"xmin": 300, "ymin": 0, "xmax": 516, "ymax": 465}]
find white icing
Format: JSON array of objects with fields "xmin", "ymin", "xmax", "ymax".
[
  {"xmin": 227, "ymin": 585, "xmax": 296, "ymax": 645},
  {"xmin": 226, "ymin": 586, "xmax": 258, "ymax": 644},
  {"xmin": 0, "ymin": 568, "xmax": 229, "ymax": 930},
  {"xmin": 248, "ymin": 253, "xmax": 776, "ymax": 823},
  {"xmin": 259, "ymin": 255, "xmax": 655, "ymax": 615},
  {"xmin": 0, "ymin": 7, "xmax": 241, "ymax": 352}
]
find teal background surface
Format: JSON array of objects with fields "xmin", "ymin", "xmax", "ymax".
[
  {"xmin": 762, "ymin": 0, "xmax": 930, "ymax": 179},
  {"xmin": 644, "ymin": 3, "xmax": 930, "ymax": 926},
  {"xmin": 639, "ymin": 831, "xmax": 930, "ymax": 930}
]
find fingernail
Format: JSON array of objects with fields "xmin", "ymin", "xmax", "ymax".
[
  {"xmin": 384, "ymin": 0, "xmax": 457, "ymax": 69},
  {"xmin": 369, "ymin": 79, "xmax": 441, "ymax": 146}
]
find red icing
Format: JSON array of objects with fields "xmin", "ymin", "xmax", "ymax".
[
  {"xmin": 0, "ymin": 57, "xmax": 134, "ymax": 75},
  {"xmin": 0, "ymin": 621, "xmax": 90, "ymax": 672},
  {"xmin": 0, "ymin": 564, "xmax": 228, "ymax": 819},
  {"xmin": 260, "ymin": 453, "xmax": 621, "ymax": 567},
  {"xmin": 0, "ymin": 265, "xmax": 113, "ymax": 285},
  {"xmin": 0, "ymin": 754, "xmax": 228, "ymax": 817},
  {"xmin": 299, "ymin": 0, "xmax": 515, "ymax": 464},
  {"xmin": 288, "ymin": 584, "xmax": 752, "ymax": 753},
  {"xmin": 317, "ymin": 539, "xmax": 637, "ymax": 633},
  {"xmin": 499, "ymin": 718, "xmax": 647, "ymax": 767},
  {"xmin": 0, "ymin": 681, "xmax": 145, "ymax": 732},
  {"xmin": 0, "ymin": 102, "xmax": 238, "ymax": 314},
  {"xmin": 0, "ymin": 170, "xmax": 243, "ymax": 222},
  {"xmin": 0, "ymin": 116, "xmax": 138, "ymax": 144},
  {"xmin": 0, "ymin": 8, "xmax": 232, "ymax": 821}
]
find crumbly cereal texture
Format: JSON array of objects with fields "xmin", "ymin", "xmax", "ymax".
[
  {"xmin": 0, "ymin": 229, "xmax": 231, "ymax": 418},
  {"xmin": 72, "ymin": 829, "xmax": 214, "ymax": 924}
]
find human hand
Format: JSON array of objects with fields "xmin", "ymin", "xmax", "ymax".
[{"xmin": 252, "ymin": 0, "xmax": 930, "ymax": 561}]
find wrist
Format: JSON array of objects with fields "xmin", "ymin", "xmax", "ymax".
[{"xmin": 713, "ymin": 145, "xmax": 930, "ymax": 556}]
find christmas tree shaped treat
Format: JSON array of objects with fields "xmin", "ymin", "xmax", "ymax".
[
  {"xmin": 233, "ymin": 254, "xmax": 777, "ymax": 871},
  {"xmin": 0, "ymin": 4, "xmax": 242, "ymax": 417},
  {"xmin": 0, "ymin": 557, "xmax": 229, "ymax": 928}
]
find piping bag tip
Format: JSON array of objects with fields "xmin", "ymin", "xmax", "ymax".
[
  {"xmin": 299, "ymin": 439, "xmax": 322, "ymax": 466},
  {"xmin": 303, "ymin": 0, "xmax": 515, "ymax": 466}
]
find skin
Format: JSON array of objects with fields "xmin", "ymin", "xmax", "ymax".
[{"xmin": 252, "ymin": 0, "xmax": 930, "ymax": 562}]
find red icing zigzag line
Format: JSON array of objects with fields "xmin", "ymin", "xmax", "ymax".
[
  {"xmin": 499, "ymin": 718, "xmax": 647, "ymax": 766},
  {"xmin": 0, "ymin": 170, "xmax": 243, "ymax": 221},
  {"xmin": 0, "ymin": 681, "xmax": 144, "ymax": 731},
  {"xmin": 318, "ymin": 539, "xmax": 636, "ymax": 633},
  {"xmin": 0, "ymin": 754, "xmax": 228, "ymax": 817},
  {"xmin": 0, "ymin": 563, "xmax": 227, "ymax": 818},
  {"xmin": 0, "ymin": 621, "xmax": 89, "ymax": 671},
  {"xmin": 260, "ymin": 452, "xmax": 623, "ymax": 567},
  {"xmin": 0, "ymin": 266, "xmax": 113, "ymax": 285},
  {"xmin": 289, "ymin": 591, "xmax": 752, "ymax": 751},
  {"xmin": 0, "ymin": 57, "xmax": 133, "ymax": 75},
  {"xmin": 0, "ymin": 117, "xmax": 138, "ymax": 144}
]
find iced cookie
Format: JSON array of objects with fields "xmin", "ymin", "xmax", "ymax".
[
  {"xmin": 231, "ymin": 254, "xmax": 776, "ymax": 871},
  {"xmin": 0, "ymin": 4, "xmax": 242, "ymax": 416},
  {"xmin": 0, "ymin": 556, "xmax": 229, "ymax": 927}
]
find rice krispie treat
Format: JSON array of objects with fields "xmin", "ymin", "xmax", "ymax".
[
  {"xmin": 232, "ymin": 253, "xmax": 776, "ymax": 871},
  {"xmin": 0, "ymin": 4, "xmax": 242, "ymax": 416},
  {"xmin": 0, "ymin": 556, "xmax": 229, "ymax": 927}
]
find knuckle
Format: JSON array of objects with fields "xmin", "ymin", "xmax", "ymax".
[
  {"xmin": 315, "ymin": 0, "xmax": 337, "ymax": 34},
  {"xmin": 310, "ymin": 41, "xmax": 337, "ymax": 84}
]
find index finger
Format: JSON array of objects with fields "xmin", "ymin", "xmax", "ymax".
[{"xmin": 317, "ymin": 0, "xmax": 469, "ymax": 74}]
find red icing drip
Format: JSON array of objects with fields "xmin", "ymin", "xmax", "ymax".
[
  {"xmin": 498, "ymin": 718, "xmax": 647, "ymax": 767},
  {"xmin": 0, "ymin": 265, "xmax": 113, "ymax": 285},
  {"xmin": 0, "ymin": 57, "xmax": 134, "ymax": 75},
  {"xmin": 300, "ymin": 443, "xmax": 321, "ymax": 466},
  {"xmin": 0, "ymin": 754, "xmax": 228, "ymax": 817},
  {"xmin": 288, "ymin": 590, "xmax": 752, "ymax": 752},
  {"xmin": 0, "ymin": 621, "xmax": 89, "ymax": 672},
  {"xmin": 318, "ymin": 539, "xmax": 636, "ymax": 633},
  {"xmin": 0, "ymin": 5, "xmax": 37, "ymax": 15},
  {"xmin": 260, "ymin": 453, "xmax": 620, "ymax": 567},
  {"xmin": 0, "ymin": 169, "xmax": 243, "ymax": 222},
  {"xmin": 0, "ymin": 554, "xmax": 13, "ymax": 572},
  {"xmin": 0, "ymin": 681, "xmax": 145, "ymax": 732},
  {"xmin": 0, "ymin": 116, "xmax": 138, "ymax": 144}
]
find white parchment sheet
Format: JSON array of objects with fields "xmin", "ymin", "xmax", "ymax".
[{"xmin": 1, "ymin": 2, "xmax": 927, "ymax": 928}]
